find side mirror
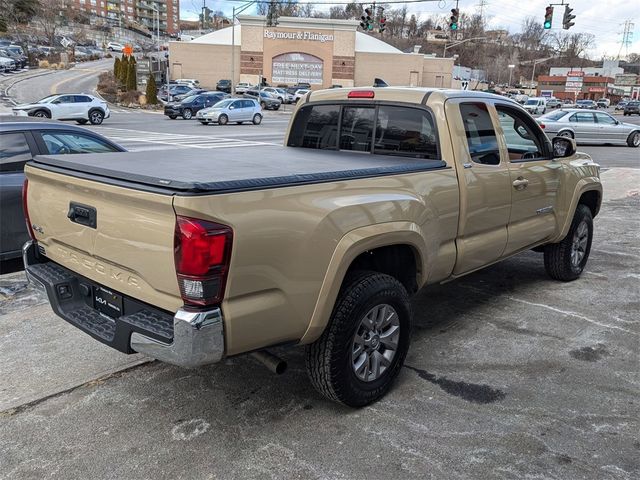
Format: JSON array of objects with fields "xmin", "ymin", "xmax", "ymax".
[{"xmin": 552, "ymin": 136, "xmax": 576, "ymax": 158}]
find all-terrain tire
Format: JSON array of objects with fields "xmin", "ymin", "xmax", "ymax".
[
  {"xmin": 305, "ymin": 271, "xmax": 411, "ymax": 407},
  {"xmin": 544, "ymin": 204, "xmax": 593, "ymax": 281}
]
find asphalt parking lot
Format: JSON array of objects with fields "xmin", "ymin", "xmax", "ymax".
[
  {"xmin": 1, "ymin": 167, "xmax": 638, "ymax": 480},
  {"xmin": 1, "ymin": 67, "xmax": 639, "ymax": 478}
]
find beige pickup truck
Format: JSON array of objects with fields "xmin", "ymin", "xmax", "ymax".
[{"xmin": 23, "ymin": 88, "xmax": 602, "ymax": 407}]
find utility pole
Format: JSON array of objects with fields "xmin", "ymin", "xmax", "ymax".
[{"xmin": 201, "ymin": 0, "xmax": 206, "ymax": 31}]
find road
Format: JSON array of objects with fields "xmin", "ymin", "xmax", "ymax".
[{"xmin": 0, "ymin": 64, "xmax": 638, "ymax": 480}]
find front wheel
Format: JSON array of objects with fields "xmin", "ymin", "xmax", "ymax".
[
  {"xmin": 558, "ymin": 130, "xmax": 574, "ymax": 139},
  {"xmin": 32, "ymin": 110, "xmax": 50, "ymax": 118},
  {"xmin": 89, "ymin": 110, "xmax": 104, "ymax": 125},
  {"xmin": 252, "ymin": 113, "xmax": 262, "ymax": 125},
  {"xmin": 218, "ymin": 114, "xmax": 228, "ymax": 125},
  {"xmin": 628, "ymin": 131, "xmax": 640, "ymax": 148},
  {"xmin": 305, "ymin": 271, "xmax": 411, "ymax": 407},
  {"xmin": 544, "ymin": 204, "xmax": 593, "ymax": 281},
  {"xmin": 182, "ymin": 108, "xmax": 192, "ymax": 120}
]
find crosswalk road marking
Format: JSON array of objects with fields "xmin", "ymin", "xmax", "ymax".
[{"xmin": 91, "ymin": 127, "xmax": 280, "ymax": 151}]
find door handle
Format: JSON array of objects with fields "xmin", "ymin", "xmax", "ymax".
[{"xmin": 512, "ymin": 177, "xmax": 529, "ymax": 190}]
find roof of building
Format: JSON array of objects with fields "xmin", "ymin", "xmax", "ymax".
[{"xmin": 188, "ymin": 24, "xmax": 402, "ymax": 54}]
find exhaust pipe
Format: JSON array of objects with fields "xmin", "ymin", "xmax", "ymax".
[{"xmin": 251, "ymin": 350, "xmax": 287, "ymax": 375}]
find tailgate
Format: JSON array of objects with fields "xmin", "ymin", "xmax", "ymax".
[{"xmin": 25, "ymin": 164, "xmax": 182, "ymax": 313}]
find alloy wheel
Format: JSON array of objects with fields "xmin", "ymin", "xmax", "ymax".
[
  {"xmin": 570, "ymin": 220, "xmax": 589, "ymax": 267},
  {"xmin": 351, "ymin": 304, "xmax": 400, "ymax": 382}
]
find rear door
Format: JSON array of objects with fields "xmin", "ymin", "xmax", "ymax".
[
  {"xmin": 0, "ymin": 131, "xmax": 38, "ymax": 259},
  {"xmin": 568, "ymin": 111, "xmax": 598, "ymax": 142},
  {"xmin": 445, "ymin": 99, "xmax": 512, "ymax": 275},
  {"xmin": 494, "ymin": 103, "xmax": 561, "ymax": 255}
]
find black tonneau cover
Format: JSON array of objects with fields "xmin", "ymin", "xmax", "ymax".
[{"xmin": 33, "ymin": 145, "xmax": 446, "ymax": 194}]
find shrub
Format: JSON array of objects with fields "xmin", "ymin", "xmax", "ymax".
[
  {"xmin": 38, "ymin": 60, "xmax": 50, "ymax": 68},
  {"xmin": 145, "ymin": 74, "xmax": 158, "ymax": 104},
  {"xmin": 114, "ymin": 57, "xmax": 120, "ymax": 77},
  {"xmin": 117, "ymin": 90, "xmax": 140, "ymax": 105}
]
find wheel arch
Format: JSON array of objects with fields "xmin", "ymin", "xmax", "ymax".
[
  {"xmin": 299, "ymin": 222, "xmax": 427, "ymax": 345},
  {"xmin": 554, "ymin": 182, "xmax": 602, "ymax": 243},
  {"xmin": 29, "ymin": 106, "xmax": 51, "ymax": 117}
]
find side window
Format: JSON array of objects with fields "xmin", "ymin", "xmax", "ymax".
[
  {"xmin": 459, "ymin": 102, "xmax": 500, "ymax": 165},
  {"xmin": 594, "ymin": 112, "xmax": 616, "ymax": 125},
  {"xmin": 56, "ymin": 95, "xmax": 75, "ymax": 104},
  {"xmin": 374, "ymin": 106, "xmax": 438, "ymax": 159},
  {"xmin": 287, "ymin": 104, "xmax": 340, "ymax": 150},
  {"xmin": 496, "ymin": 107, "xmax": 546, "ymax": 160},
  {"xmin": 242, "ymin": 100, "xmax": 255, "ymax": 108},
  {"xmin": 340, "ymin": 106, "xmax": 374, "ymax": 152},
  {"xmin": 569, "ymin": 112, "xmax": 595, "ymax": 123},
  {"xmin": 74, "ymin": 95, "xmax": 92, "ymax": 103},
  {"xmin": 41, "ymin": 132, "xmax": 119, "ymax": 155},
  {"xmin": 231, "ymin": 100, "xmax": 243, "ymax": 109},
  {"xmin": 0, "ymin": 132, "xmax": 32, "ymax": 172}
]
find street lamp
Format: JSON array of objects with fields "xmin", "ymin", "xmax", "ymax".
[
  {"xmin": 443, "ymin": 37, "xmax": 487, "ymax": 58},
  {"xmin": 508, "ymin": 64, "xmax": 515, "ymax": 87},
  {"xmin": 231, "ymin": 1, "xmax": 257, "ymax": 95},
  {"xmin": 150, "ymin": 4, "xmax": 160, "ymax": 54}
]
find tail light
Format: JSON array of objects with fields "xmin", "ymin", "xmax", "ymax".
[
  {"xmin": 348, "ymin": 90, "xmax": 375, "ymax": 99},
  {"xmin": 174, "ymin": 216, "xmax": 233, "ymax": 307},
  {"xmin": 538, "ymin": 123, "xmax": 546, "ymax": 129},
  {"xmin": 22, "ymin": 179, "xmax": 36, "ymax": 240}
]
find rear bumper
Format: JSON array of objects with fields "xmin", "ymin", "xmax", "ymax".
[{"xmin": 23, "ymin": 241, "xmax": 225, "ymax": 368}]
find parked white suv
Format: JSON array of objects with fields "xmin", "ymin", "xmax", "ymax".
[
  {"xmin": 12, "ymin": 94, "xmax": 110, "ymax": 125},
  {"xmin": 107, "ymin": 42, "xmax": 125, "ymax": 52}
]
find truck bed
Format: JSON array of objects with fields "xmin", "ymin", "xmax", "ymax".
[{"xmin": 32, "ymin": 145, "xmax": 447, "ymax": 194}]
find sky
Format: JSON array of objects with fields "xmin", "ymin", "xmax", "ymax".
[{"xmin": 181, "ymin": 0, "xmax": 639, "ymax": 59}]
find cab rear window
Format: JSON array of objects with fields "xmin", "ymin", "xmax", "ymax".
[{"xmin": 288, "ymin": 103, "xmax": 440, "ymax": 159}]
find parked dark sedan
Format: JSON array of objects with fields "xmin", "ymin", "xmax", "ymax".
[
  {"xmin": 243, "ymin": 89, "xmax": 281, "ymax": 110},
  {"xmin": 216, "ymin": 79, "xmax": 232, "ymax": 93},
  {"xmin": 163, "ymin": 92, "xmax": 229, "ymax": 119},
  {"xmin": 576, "ymin": 99, "xmax": 597, "ymax": 109},
  {"xmin": 623, "ymin": 101, "xmax": 640, "ymax": 116},
  {"xmin": 0, "ymin": 118, "xmax": 126, "ymax": 265}
]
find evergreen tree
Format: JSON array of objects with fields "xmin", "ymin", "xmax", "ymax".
[
  {"xmin": 127, "ymin": 59, "xmax": 137, "ymax": 91},
  {"xmin": 113, "ymin": 56, "xmax": 120, "ymax": 77},
  {"xmin": 145, "ymin": 74, "xmax": 158, "ymax": 104},
  {"xmin": 119, "ymin": 55, "xmax": 129, "ymax": 85}
]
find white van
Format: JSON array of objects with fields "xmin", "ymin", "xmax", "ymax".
[{"xmin": 523, "ymin": 97, "xmax": 547, "ymax": 115}]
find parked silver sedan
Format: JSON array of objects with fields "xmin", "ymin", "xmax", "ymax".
[
  {"xmin": 196, "ymin": 98, "xmax": 263, "ymax": 125},
  {"xmin": 537, "ymin": 109, "xmax": 640, "ymax": 147}
]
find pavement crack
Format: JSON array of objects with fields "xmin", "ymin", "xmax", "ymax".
[{"xmin": 0, "ymin": 360, "xmax": 153, "ymax": 417}]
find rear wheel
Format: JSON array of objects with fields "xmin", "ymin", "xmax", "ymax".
[
  {"xmin": 89, "ymin": 110, "xmax": 104, "ymax": 125},
  {"xmin": 252, "ymin": 113, "xmax": 262, "ymax": 125},
  {"xmin": 544, "ymin": 204, "xmax": 593, "ymax": 281},
  {"xmin": 218, "ymin": 114, "xmax": 228, "ymax": 125},
  {"xmin": 627, "ymin": 131, "xmax": 640, "ymax": 148},
  {"xmin": 558, "ymin": 130, "xmax": 574, "ymax": 139},
  {"xmin": 33, "ymin": 110, "xmax": 50, "ymax": 118},
  {"xmin": 182, "ymin": 108, "xmax": 192, "ymax": 120},
  {"xmin": 305, "ymin": 271, "xmax": 411, "ymax": 407}
]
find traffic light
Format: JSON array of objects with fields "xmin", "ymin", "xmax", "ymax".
[
  {"xmin": 360, "ymin": 15, "xmax": 367, "ymax": 30},
  {"xmin": 379, "ymin": 16, "xmax": 386, "ymax": 33},
  {"xmin": 449, "ymin": 8, "xmax": 459, "ymax": 31},
  {"xmin": 365, "ymin": 8, "xmax": 373, "ymax": 30},
  {"xmin": 562, "ymin": 5, "xmax": 576, "ymax": 30},
  {"xmin": 544, "ymin": 6, "xmax": 554, "ymax": 30}
]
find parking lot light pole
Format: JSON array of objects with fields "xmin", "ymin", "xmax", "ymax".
[
  {"xmin": 508, "ymin": 64, "xmax": 515, "ymax": 87},
  {"xmin": 443, "ymin": 37, "xmax": 487, "ymax": 58},
  {"xmin": 231, "ymin": 1, "xmax": 258, "ymax": 95}
]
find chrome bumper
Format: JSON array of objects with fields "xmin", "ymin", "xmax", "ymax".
[
  {"xmin": 130, "ymin": 308, "xmax": 225, "ymax": 368},
  {"xmin": 23, "ymin": 240, "xmax": 225, "ymax": 369}
]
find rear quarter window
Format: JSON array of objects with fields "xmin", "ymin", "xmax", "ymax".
[{"xmin": 0, "ymin": 132, "xmax": 32, "ymax": 172}]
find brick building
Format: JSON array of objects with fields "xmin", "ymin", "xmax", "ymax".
[
  {"xmin": 67, "ymin": 0, "xmax": 179, "ymax": 35},
  {"xmin": 537, "ymin": 74, "xmax": 624, "ymax": 101}
]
